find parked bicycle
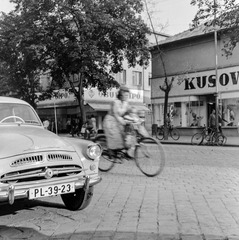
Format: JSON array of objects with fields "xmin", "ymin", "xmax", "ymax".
[
  {"xmin": 156, "ymin": 124, "xmax": 180, "ymax": 140},
  {"xmin": 191, "ymin": 125, "xmax": 227, "ymax": 146},
  {"xmin": 94, "ymin": 123, "xmax": 165, "ymax": 177}
]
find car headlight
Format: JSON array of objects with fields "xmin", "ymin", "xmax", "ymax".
[{"xmin": 86, "ymin": 143, "xmax": 102, "ymax": 160}]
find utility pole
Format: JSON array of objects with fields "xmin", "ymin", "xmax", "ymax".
[{"xmin": 214, "ymin": 0, "xmax": 219, "ymax": 131}]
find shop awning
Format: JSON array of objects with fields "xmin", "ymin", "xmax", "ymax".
[
  {"xmin": 133, "ymin": 104, "xmax": 150, "ymax": 111},
  {"xmin": 87, "ymin": 102, "xmax": 150, "ymax": 112},
  {"xmin": 152, "ymin": 96, "xmax": 200, "ymax": 104},
  {"xmin": 87, "ymin": 103, "xmax": 111, "ymax": 111}
]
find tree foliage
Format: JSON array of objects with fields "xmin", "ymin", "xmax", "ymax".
[
  {"xmin": 191, "ymin": 0, "xmax": 239, "ymax": 56},
  {"xmin": 0, "ymin": 10, "xmax": 47, "ymax": 108},
  {"xmin": 0, "ymin": 0, "xmax": 150, "ymax": 122}
]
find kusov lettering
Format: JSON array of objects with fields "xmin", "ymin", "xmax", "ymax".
[{"xmin": 184, "ymin": 71, "xmax": 239, "ymax": 90}]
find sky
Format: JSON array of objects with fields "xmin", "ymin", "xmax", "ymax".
[{"xmin": 0, "ymin": 0, "xmax": 198, "ymax": 35}]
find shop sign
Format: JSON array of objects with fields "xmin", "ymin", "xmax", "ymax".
[
  {"xmin": 84, "ymin": 87, "xmax": 143, "ymax": 103},
  {"xmin": 152, "ymin": 66, "xmax": 239, "ymax": 98},
  {"xmin": 38, "ymin": 87, "xmax": 143, "ymax": 107},
  {"xmin": 37, "ymin": 89, "xmax": 76, "ymax": 106}
]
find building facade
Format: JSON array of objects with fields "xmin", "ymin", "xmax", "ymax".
[{"xmin": 150, "ymin": 26, "xmax": 239, "ymax": 136}]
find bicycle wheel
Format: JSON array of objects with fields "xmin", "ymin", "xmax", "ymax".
[
  {"xmin": 214, "ymin": 132, "xmax": 226, "ymax": 146},
  {"xmin": 156, "ymin": 127, "xmax": 164, "ymax": 140},
  {"xmin": 170, "ymin": 128, "xmax": 180, "ymax": 140},
  {"xmin": 98, "ymin": 150, "xmax": 114, "ymax": 172},
  {"xmin": 135, "ymin": 137, "xmax": 165, "ymax": 177},
  {"xmin": 191, "ymin": 133, "xmax": 203, "ymax": 145}
]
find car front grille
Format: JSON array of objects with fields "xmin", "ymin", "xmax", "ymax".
[
  {"xmin": 0, "ymin": 165, "xmax": 82, "ymax": 183},
  {"xmin": 10, "ymin": 153, "xmax": 73, "ymax": 167},
  {"xmin": 47, "ymin": 153, "xmax": 73, "ymax": 161},
  {"xmin": 11, "ymin": 155, "xmax": 44, "ymax": 167}
]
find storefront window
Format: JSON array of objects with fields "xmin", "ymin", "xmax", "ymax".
[
  {"xmin": 167, "ymin": 100, "xmax": 206, "ymax": 127},
  {"xmin": 221, "ymin": 98, "xmax": 239, "ymax": 127},
  {"xmin": 155, "ymin": 97, "xmax": 207, "ymax": 128},
  {"xmin": 169, "ymin": 102, "xmax": 181, "ymax": 127},
  {"xmin": 185, "ymin": 101, "xmax": 205, "ymax": 127}
]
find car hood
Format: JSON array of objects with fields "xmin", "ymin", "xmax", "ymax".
[{"xmin": 0, "ymin": 126, "xmax": 75, "ymax": 159}]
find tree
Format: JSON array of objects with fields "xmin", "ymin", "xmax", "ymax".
[
  {"xmin": 191, "ymin": 0, "xmax": 239, "ymax": 57},
  {"xmin": 6, "ymin": 0, "xmax": 151, "ymax": 125},
  {"xmin": 0, "ymin": 11, "xmax": 48, "ymax": 108}
]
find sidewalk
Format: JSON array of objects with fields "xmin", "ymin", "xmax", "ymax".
[
  {"xmin": 160, "ymin": 134, "xmax": 239, "ymax": 147},
  {"xmin": 60, "ymin": 133, "xmax": 239, "ymax": 147}
]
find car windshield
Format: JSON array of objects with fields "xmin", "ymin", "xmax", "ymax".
[{"xmin": 0, "ymin": 103, "xmax": 41, "ymax": 125}]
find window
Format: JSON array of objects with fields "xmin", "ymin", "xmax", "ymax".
[
  {"xmin": 115, "ymin": 70, "xmax": 126, "ymax": 85},
  {"xmin": 132, "ymin": 71, "xmax": 142, "ymax": 86},
  {"xmin": 148, "ymin": 72, "xmax": 152, "ymax": 86}
]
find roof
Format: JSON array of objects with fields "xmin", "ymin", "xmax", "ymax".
[
  {"xmin": 151, "ymin": 24, "xmax": 214, "ymax": 47},
  {"xmin": 0, "ymin": 96, "xmax": 29, "ymax": 105}
]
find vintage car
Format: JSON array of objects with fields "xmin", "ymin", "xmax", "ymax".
[{"xmin": 0, "ymin": 96, "xmax": 102, "ymax": 210}]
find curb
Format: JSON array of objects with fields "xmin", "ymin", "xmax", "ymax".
[{"xmin": 160, "ymin": 141, "xmax": 239, "ymax": 147}]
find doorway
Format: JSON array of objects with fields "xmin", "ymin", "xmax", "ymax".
[{"xmin": 206, "ymin": 94, "xmax": 216, "ymax": 126}]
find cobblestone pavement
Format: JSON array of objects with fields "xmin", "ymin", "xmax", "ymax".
[{"xmin": 1, "ymin": 144, "xmax": 239, "ymax": 240}]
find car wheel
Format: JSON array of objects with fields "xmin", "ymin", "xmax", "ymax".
[{"xmin": 61, "ymin": 186, "xmax": 94, "ymax": 211}]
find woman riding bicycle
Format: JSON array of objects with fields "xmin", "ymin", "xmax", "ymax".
[
  {"xmin": 96, "ymin": 86, "xmax": 165, "ymax": 177},
  {"xmin": 103, "ymin": 86, "xmax": 134, "ymax": 159}
]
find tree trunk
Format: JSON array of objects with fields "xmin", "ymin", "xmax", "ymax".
[
  {"xmin": 163, "ymin": 89, "xmax": 169, "ymax": 140},
  {"xmin": 76, "ymin": 74, "xmax": 85, "ymax": 130},
  {"xmin": 29, "ymin": 73, "xmax": 36, "ymax": 109}
]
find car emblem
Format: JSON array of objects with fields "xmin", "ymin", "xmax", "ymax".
[{"xmin": 45, "ymin": 168, "xmax": 54, "ymax": 179}]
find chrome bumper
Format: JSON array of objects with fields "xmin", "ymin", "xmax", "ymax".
[{"xmin": 0, "ymin": 175, "xmax": 102, "ymax": 205}]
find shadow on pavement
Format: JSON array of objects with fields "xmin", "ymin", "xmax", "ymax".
[
  {"xmin": 0, "ymin": 226, "xmax": 48, "ymax": 240},
  {"xmin": 0, "ymin": 227, "xmax": 229, "ymax": 240},
  {"xmin": 0, "ymin": 198, "xmax": 65, "ymax": 217}
]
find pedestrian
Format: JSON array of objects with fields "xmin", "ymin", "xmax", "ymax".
[
  {"xmin": 85, "ymin": 116, "xmax": 93, "ymax": 139},
  {"xmin": 71, "ymin": 119, "xmax": 76, "ymax": 137},
  {"xmin": 66, "ymin": 118, "xmax": 71, "ymax": 133},
  {"xmin": 43, "ymin": 118, "xmax": 50, "ymax": 130},
  {"xmin": 90, "ymin": 115, "xmax": 97, "ymax": 133},
  {"xmin": 208, "ymin": 109, "xmax": 216, "ymax": 130},
  {"xmin": 209, "ymin": 109, "xmax": 227, "ymax": 133}
]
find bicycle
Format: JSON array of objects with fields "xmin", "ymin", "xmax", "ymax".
[
  {"xmin": 156, "ymin": 124, "xmax": 180, "ymax": 140},
  {"xmin": 210, "ymin": 129, "xmax": 227, "ymax": 146},
  {"xmin": 191, "ymin": 126, "xmax": 227, "ymax": 146},
  {"xmin": 93, "ymin": 123, "xmax": 165, "ymax": 177},
  {"xmin": 84, "ymin": 128, "xmax": 97, "ymax": 140},
  {"xmin": 191, "ymin": 126, "xmax": 211, "ymax": 145}
]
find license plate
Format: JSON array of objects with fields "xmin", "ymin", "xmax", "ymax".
[{"xmin": 29, "ymin": 182, "xmax": 75, "ymax": 199}]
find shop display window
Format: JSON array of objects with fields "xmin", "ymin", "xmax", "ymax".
[
  {"xmin": 185, "ymin": 101, "xmax": 205, "ymax": 127},
  {"xmin": 221, "ymin": 98, "xmax": 239, "ymax": 127}
]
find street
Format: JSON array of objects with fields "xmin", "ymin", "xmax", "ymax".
[{"xmin": 1, "ymin": 144, "xmax": 239, "ymax": 240}]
